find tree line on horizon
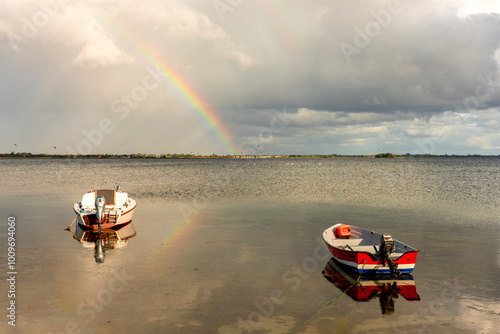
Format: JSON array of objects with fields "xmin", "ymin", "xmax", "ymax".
[{"xmin": 1, "ymin": 152, "xmax": 498, "ymax": 159}]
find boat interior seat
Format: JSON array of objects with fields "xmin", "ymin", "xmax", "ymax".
[
  {"xmin": 81, "ymin": 192, "xmax": 96, "ymax": 207},
  {"xmin": 346, "ymin": 245, "xmax": 377, "ymax": 253},
  {"xmin": 115, "ymin": 191, "xmax": 129, "ymax": 206},
  {"xmin": 337, "ymin": 238, "xmax": 363, "ymax": 246},
  {"xmin": 82, "ymin": 190, "xmax": 122, "ymax": 207},
  {"xmin": 96, "ymin": 189, "xmax": 116, "ymax": 205},
  {"xmin": 341, "ymin": 245, "xmax": 403, "ymax": 257}
]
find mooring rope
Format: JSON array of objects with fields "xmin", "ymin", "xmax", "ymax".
[
  {"xmin": 64, "ymin": 215, "xmax": 78, "ymax": 231},
  {"xmin": 325, "ymin": 259, "xmax": 366, "ymax": 306}
]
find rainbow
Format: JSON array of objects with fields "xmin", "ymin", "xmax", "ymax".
[
  {"xmin": 143, "ymin": 209, "xmax": 208, "ymax": 263},
  {"xmin": 138, "ymin": 51, "xmax": 237, "ymax": 154},
  {"xmin": 95, "ymin": 15, "xmax": 239, "ymax": 154}
]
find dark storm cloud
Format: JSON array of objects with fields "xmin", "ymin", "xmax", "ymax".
[{"xmin": 0, "ymin": 0, "xmax": 499, "ymax": 154}]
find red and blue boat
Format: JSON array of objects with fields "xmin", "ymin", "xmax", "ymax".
[{"xmin": 323, "ymin": 223, "xmax": 419, "ymax": 276}]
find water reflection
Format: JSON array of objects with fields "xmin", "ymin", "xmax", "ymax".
[
  {"xmin": 66, "ymin": 218, "xmax": 136, "ymax": 263},
  {"xmin": 322, "ymin": 258, "xmax": 420, "ymax": 315}
]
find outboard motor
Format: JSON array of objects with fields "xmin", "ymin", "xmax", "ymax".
[
  {"xmin": 94, "ymin": 196, "xmax": 107, "ymax": 263},
  {"xmin": 95, "ymin": 196, "xmax": 106, "ymax": 227},
  {"xmin": 378, "ymin": 234, "xmax": 400, "ymax": 276},
  {"xmin": 379, "ymin": 234, "xmax": 395, "ymax": 254},
  {"xmin": 94, "ymin": 235, "xmax": 105, "ymax": 263}
]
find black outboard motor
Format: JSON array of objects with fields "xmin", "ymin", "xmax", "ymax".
[{"xmin": 378, "ymin": 234, "xmax": 400, "ymax": 276}]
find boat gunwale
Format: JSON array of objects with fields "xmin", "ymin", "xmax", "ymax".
[{"xmin": 73, "ymin": 194, "xmax": 137, "ymax": 216}]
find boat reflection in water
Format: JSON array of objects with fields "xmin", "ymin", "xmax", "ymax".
[
  {"xmin": 67, "ymin": 218, "xmax": 136, "ymax": 263},
  {"xmin": 322, "ymin": 258, "xmax": 420, "ymax": 315}
]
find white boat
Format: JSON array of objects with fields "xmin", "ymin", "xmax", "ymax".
[
  {"xmin": 323, "ymin": 223, "xmax": 419, "ymax": 276},
  {"xmin": 73, "ymin": 187, "xmax": 137, "ymax": 233}
]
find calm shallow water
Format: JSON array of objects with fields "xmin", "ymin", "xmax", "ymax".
[{"xmin": 0, "ymin": 158, "xmax": 499, "ymax": 333}]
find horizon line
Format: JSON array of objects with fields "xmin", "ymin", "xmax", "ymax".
[{"xmin": 2, "ymin": 152, "xmax": 499, "ymax": 157}]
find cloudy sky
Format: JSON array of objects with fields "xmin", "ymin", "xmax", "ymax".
[{"xmin": 1, "ymin": 0, "xmax": 500, "ymax": 155}]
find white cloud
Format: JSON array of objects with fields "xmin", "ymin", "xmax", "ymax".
[
  {"xmin": 384, "ymin": 136, "xmax": 405, "ymax": 146},
  {"xmin": 136, "ymin": 2, "xmax": 227, "ymax": 40},
  {"xmin": 340, "ymin": 138, "xmax": 366, "ymax": 146},
  {"xmin": 70, "ymin": 23, "xmax": 135, "ymax": 68},
  {"xmin": 466, "ymin": 135, "xmax": 500, "ymax": 149},
  {"xmin": 0, "ymin": 20, "xmax": 8, "ymax": 34},
  {"xmin": 133, "ymin": 1, "xmax": 254, "ymax": 70},
  {"xmin": 225, "ymin": 50, "xmax": 255, "ymax": 71},
  {"xmin": 455, "ymin": 0, "xmax": 500, "ymax": 18}
]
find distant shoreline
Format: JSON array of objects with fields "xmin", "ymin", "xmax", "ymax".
[{"xmin": 1, "ymin": 153, "xmax": 498, "ymax": 159}]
